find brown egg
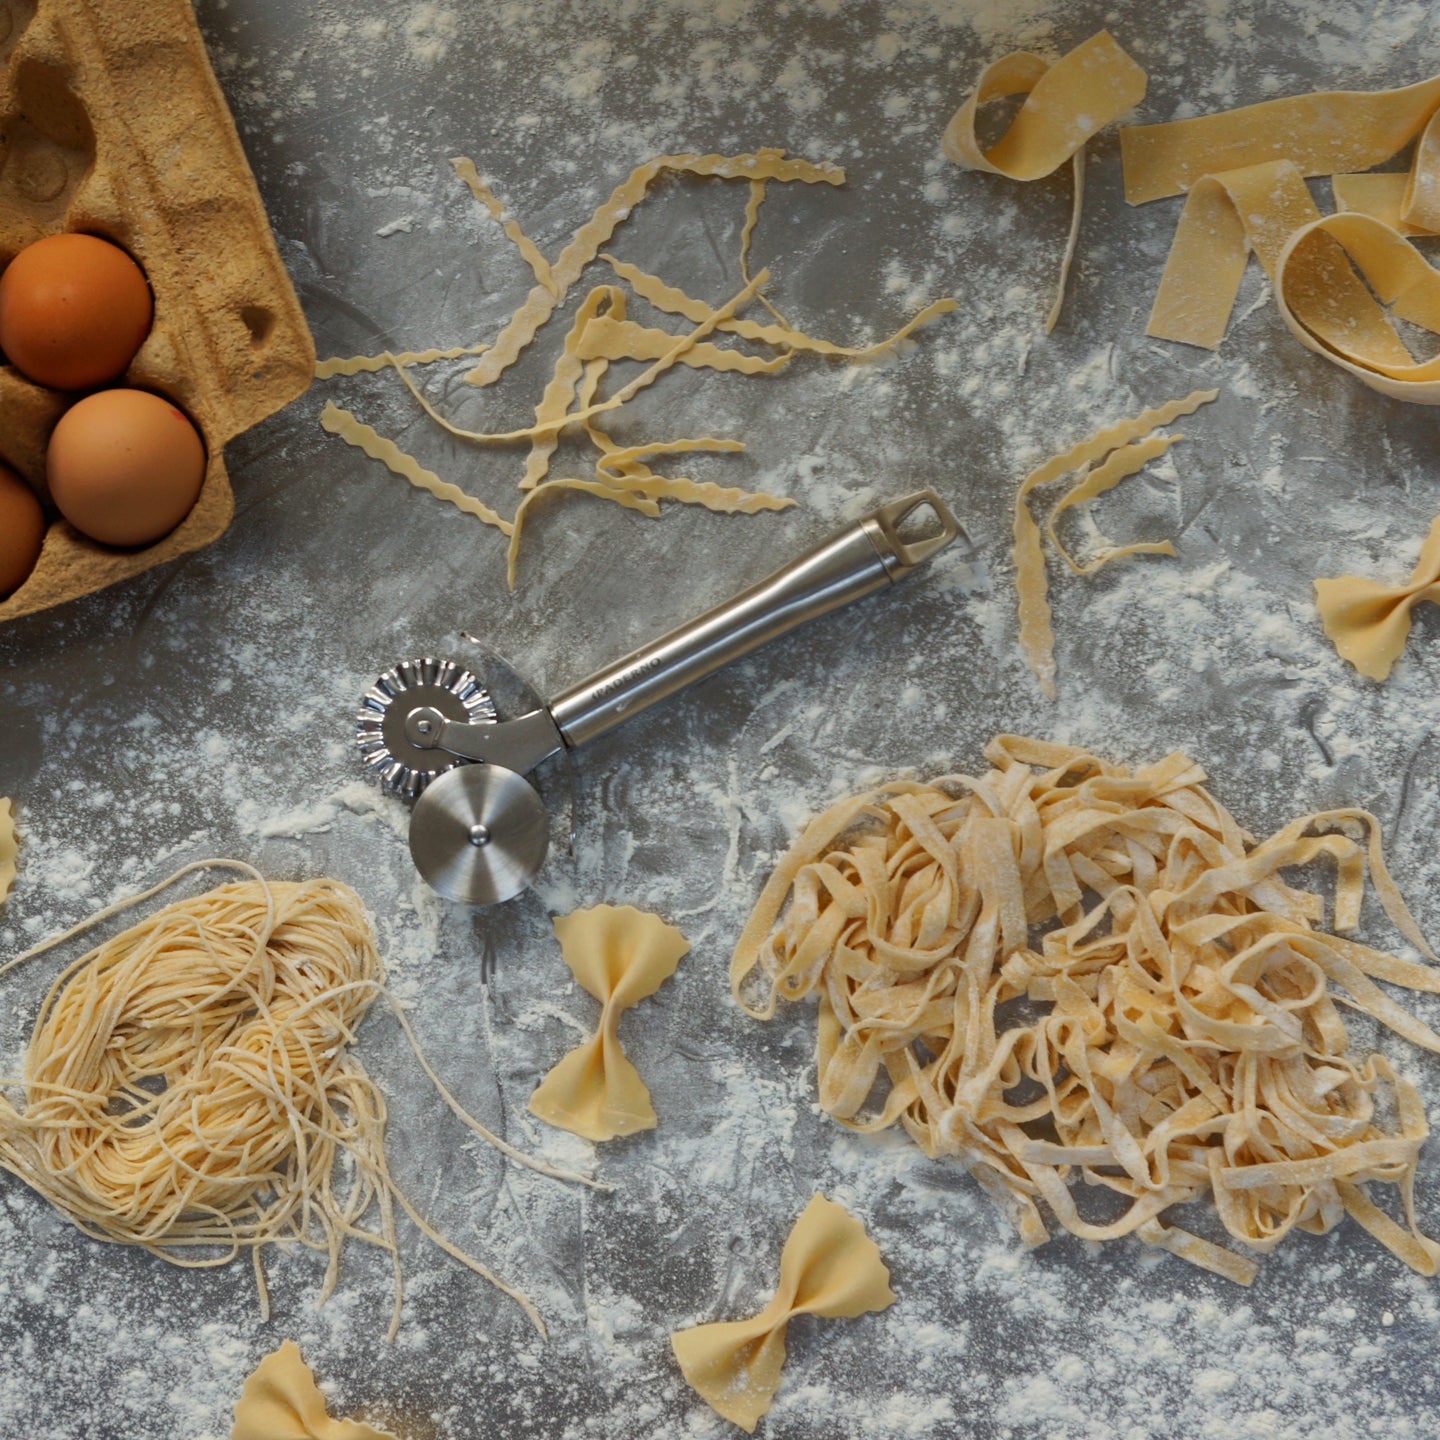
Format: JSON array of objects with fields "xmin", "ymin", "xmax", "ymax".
[
  {"xmin": 0, "ymin": 463, "xmax": 46, "ymax": 597},
  {"xmin": 47, "ymin": 389, "xmax": 206, "ymax": 548},
  {"xmin": 0, "ymin": 233, "xmax": 154, "ymax": 390}
]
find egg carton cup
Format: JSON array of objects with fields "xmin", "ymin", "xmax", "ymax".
[{"xmin": 0, "ymin": 0, "xmax": 314, "ymax": 623}]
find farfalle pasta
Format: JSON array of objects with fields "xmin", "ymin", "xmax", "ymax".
[
  {"xmin": 670, "ymin": 1193, "xmax": 894, "ymax": 1433},
  {"xmin": 1315, "ymin": 515, "xmax": 1440, "ymax": 680},
  {"xmin": 231, "ymin": 1341, "xmax": 395, "ymax": 1440},
  {"xmin": 528, "ymin": 904, "xmax": 689, "ymax": 1142},
  {"xmin": 731, "ymin": 736, "xmax": 1440, "ymax": 1285}
]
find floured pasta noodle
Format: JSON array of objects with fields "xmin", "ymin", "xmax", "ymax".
[
  {"xmin": 1122, "ymin": 64, "xmax": 1440, "ymax": 393},
  {"xmin": 1013, "ymin": 389, "xmax": 1217, "ymax": 697},
  {"xmin": 942, "ymin": 32, "xmax": 1146, "ymax": 331},
  {"xmin": 0, "ymin": 863, "xmax": 599, "ymax": 1340},
  {"xmin": 1314, "ymin": 515, "xmax": 1440, "ymax": 680},
  {"xmin": 731, "ymin": 735, "xmax": 1440, "ymax": 1285},
  {"xmin": 528, "ymin": 905, "xmax": 689, "ymax": 1142},
  {"xmin": 231, "ymin": 1341, "xmax": 395, "ymax": 1440},
  {"xmin": 0, "ymin": 799, "xmax": 15, "ymax": 906},
  {"xmin": 317, "ymin": 148, "xmax": 953, "ymax": 583},
  {"xmin": 670, "ymin": 1193, "xmax": 894, "ymax": 1433}
]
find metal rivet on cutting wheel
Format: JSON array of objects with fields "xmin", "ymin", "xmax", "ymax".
[{"xmin": 468, "ymin": 824, "xmax": 491, "ymax": 847}]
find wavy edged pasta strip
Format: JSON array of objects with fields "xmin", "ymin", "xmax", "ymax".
[
  {"xmin": 314, "ymin": 344, "xmax": 489, "ymax": 379},
  {"xmin": 506, "ymin": 480, "xmax": 660, "ymax": 590},
  {"xmin": 0, "ymin": 799, "xmax": 14, "ymax": 907},
  {"xmin": 1314, "ymin": 514, "xmax": 1440, "ymax": 680},
  {"xmin": 318, "ymin": 402, "xmax": 513, "ymax": 535},
  {"xmin": 731, "ymin": 737, "xmax": 1440, "ymax": 1285},
  {"xmin": 598, "ymin": 254, "xmax": 955, "ymax": 360},
  {"xmin": 670, "ymin": 1194, "xmax": 894, "ymax": 1433},
  {"xmin": 942, "ymin": 32, "xmax": 1146, "ymax": 331},
  {"xmin": 451, "ymin": 156, "xmax": 559, "ymax": 297},
  {"xmin": 461, "ymin": 150, "xmax": 844, "ymax": 387},
  {"xmin": 1013, "ymin": 390, "xmax": 1217, "ymax": 697}
]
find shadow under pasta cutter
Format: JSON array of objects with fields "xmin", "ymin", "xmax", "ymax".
[{"xmin": 357, "ymin": 490, "xmax": 959, "ymax": 906}]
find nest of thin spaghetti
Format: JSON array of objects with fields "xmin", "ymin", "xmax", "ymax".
[
  {"xmin": 731, "ymin": 735, "xmax": 1440, "ymax": 1283},
  {"xmin": 0, "ymin": 866, "xmax": 582, "ymax": 1337}
]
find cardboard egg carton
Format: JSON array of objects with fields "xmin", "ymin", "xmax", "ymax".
[{"xmin": 0, "ymin": 0, "xmax": 313, "ymax": 623}]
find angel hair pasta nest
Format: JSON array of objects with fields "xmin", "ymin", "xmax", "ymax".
[{"xmin": 731, "ymin": 734, "xmax": 1440, "ymax": 1284}]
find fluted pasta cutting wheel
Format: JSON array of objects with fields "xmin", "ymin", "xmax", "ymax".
[{"xmin": 355, "ymin": 657, "xmax": 497, "ymax": 799}]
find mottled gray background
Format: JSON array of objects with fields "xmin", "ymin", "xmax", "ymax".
[{"xmin": 2, "ymin": 1, "xmax": 1440, "ymax": 1437}]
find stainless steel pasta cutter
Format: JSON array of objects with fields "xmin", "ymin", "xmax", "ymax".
[{"xmin": 357, "ymin": 491, "xmax": 959, "ymax": 905}]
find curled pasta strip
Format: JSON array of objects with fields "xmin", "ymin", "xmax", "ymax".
[
  {"xmin": 733, "ymin": 738, "xmax": 1440, "ymax": 1284},
  {"xmin": 1275, "ymin": 211, "xmax": 1440, "ymax": 404},
  {"xmin": 942, "ymin": 31, "xmax": 1146, "ymax": 330}
]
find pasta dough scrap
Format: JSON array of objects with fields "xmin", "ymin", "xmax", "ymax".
[
  {"xmin": 1013, "ymin": 389, "xmax": 1217, "ymax": 696},
  {"xmin": 232, "ymin": 1341, "xmax": 395, "ymax": 1440},
  {"xmin": 1314, "ymin": 515, "xmax": 1440, "ymax": 680},
  {"xmin": 731, "ymin": 737, "xmax": 1440, "ymax": 1286},
  {"xmin": 528, "ymin": 905, "xmax": 689, "ymax": 1141},
  {"xmin": 941, "ymin": 32, "xmax": 1146, "ymax": 331},
  {"xmin": 0, "ymin": 800, "xmax": 15, "ymax": 907},
  {"xmin": 670, "ymin": 1193, "xmax": 894, "ymax": 1433}
]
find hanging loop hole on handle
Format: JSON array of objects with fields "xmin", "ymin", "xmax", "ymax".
[{"xmin": 863, "ymin": 489, "xmax": 960, "ymax": 577}]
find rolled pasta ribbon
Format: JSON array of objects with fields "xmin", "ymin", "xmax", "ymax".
[
  {"xmin": 941, "ymin": 31, "xmax": 1146, "ymax": 330},
  {"xmin": 231, "ymin": 1341, "xmax": 396, "ymax": 1440},
  {"xmin": 528, "ymin": 905, "xmax": 689, "ymax": 1142},
  {"xmin": 1274, "ymin": 210, "xmax": 1440, "ymax": 403},
  {"xmin": 1314, "ymin": 514, "xmax": 1440, "ymax": 680},
  {"xmin": 670, "ymin": 1194, "xmax": 895, "ymax": 1433}
]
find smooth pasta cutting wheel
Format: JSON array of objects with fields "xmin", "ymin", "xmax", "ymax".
[{"xmin": 356, "ymin": 491, "xmax": 959, "ymax": 905}]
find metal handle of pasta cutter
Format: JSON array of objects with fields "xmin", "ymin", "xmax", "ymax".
[{"xmin": 547, "ymin": 489, "xmax": 958, "ymax": 748}]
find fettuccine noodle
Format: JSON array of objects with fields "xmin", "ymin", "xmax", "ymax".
[{"xmin": 732, "ymin": 736, "xmax": 1440, "ymax": 1284}]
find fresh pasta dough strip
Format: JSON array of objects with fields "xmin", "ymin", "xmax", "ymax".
[
  {"xmin": 578, "ymin": 316, "xmax": 790, "ymax": 375},
  {"xmin": 1013, "ymin": 390, "xmax": 1217, "ymax": 696},
  {"xmin": 315, "ymin": 344, "xmax": 489, "ymax": 379},
  {"xmin": 1145, "ymin": 159, "xmax": 1409, "ymax": 357},
  {"xmin": 1314, "ymin": 514, "xmax": 1440, "ymax": 680},
  {"xmin": 1274, "ymin": 211, "xmax": 1440, "ymax": 404},
  {"xmin": 451, "ymin": 156, "xmax": 559, "ymax": 298},
  {"xmin": 1044, "ymin": 431, "xmax": 1180, "ymax": 575},
  {"xmin": 732, "ymin": 738, "xmax": 1440, "ymax": 1283},
  {"xmin": 670, "ymin": 1194, "xmax": 894, "ymax": 1433},
  {"xmin": 520, "ymin": 286, "xmax": 624, "ymax": 492},
  {"xmin": 391, "ymin": 270, "xmax": 770, "ymax": 447},
  {"xmin": 0, "ymin": 800, "xmax": 14, "ymax": 907},
  {"xmin": 461, "ymin": 151, "xmax": 843, "ymax": 387},
  {"xmin": 1120, "ymin": 70, "xmax": 1440, "ymax": 207},
  {"xmin": 506, "ymin": 479, "xmax": 661, "ymax": 589},
  {"xmin": 597, "ymin": 254, "xmax": 956, "ymax": 360},
  {"xmin": 1332, "ymin": 172, "xmax": 1432, "ymax": 236},
  {"xmin": 941, "ymin": 32, "xmax": 1145, "ymax": 330},
  {"xmin": 318, "ymin": 402, "xmax": 514, "ymax": 535}
]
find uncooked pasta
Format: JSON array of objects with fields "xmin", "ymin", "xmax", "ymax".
[
  {"xmin": 0, "ymin": 861, "xmax": 595, "ymax": 1340},
  {"xmin": 731, "ymin": 736, "xmax": 1440, "ymax": 1283}
]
